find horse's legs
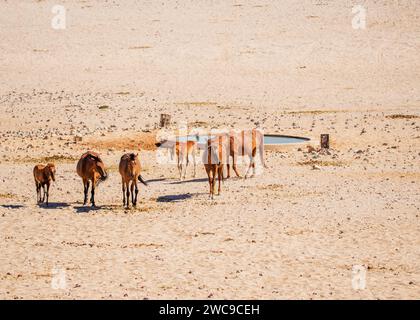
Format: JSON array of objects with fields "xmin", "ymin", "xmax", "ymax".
[
  {"xmin": 90, "ymin": 179, "xmax": 96, "ymax": 207},
  {"xmin": 177, "ymin": 157, "xmax": 182, "ymax": 181},
  {"xmin": 252, "ymin": 147, "xmax": 257, "ymax": 176},
  {"xmin": 217, "ymin": 166, "xmax": 222, "ymax": 195},
  {"xmin": 122, "ymin": 178, "xmax": 126, "ymax": 207},
  {"xmin": 259, "ymin": 141, "xmax": 267, "ymax": 168},
  {"xmin": 205, "ymin": 166, "xmax": 212, "ymax": 199},
  {"xmin": 130, "ymin": 180, "xmax": 135, "ymax": 206},
  {"xmin": 245, "ymin": 155, "xmax": 255, "ymax": 178},
  {"xmin": 35, "ymin": 182, "xmax": 40, "ymax": 203},
  {"xmin": 192, "ymin": 152, "xmax": 196, "ymax": 178},
  {"xmin": 211, "ymin": 167, "xmax": 217, "ymax": 199},
  {"xmin": 125, "ymin": 181, "xmax": 130, "ymax": 209},
  {"xmin": 133, "ymin": 179, "xmax": 139, "ymax": 207},
  {"xmin": 184, "ymin": 154, "xmax": 189, "ymax": 179},
  {"xmin": 41, "ymin": 184, "xmax": 46, "ymax": 203},
  {"xmin": 45, "ymin": 183, "xmax": 50, "ymax": 206},
  {"xmin": 232, "ymin": 154, "xmax": 241, "ymax": 178},
  {"xmin": 83, "ymin": 179, "xmax": 89, "ymax": 205}
]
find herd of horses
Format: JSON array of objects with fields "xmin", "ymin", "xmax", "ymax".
[{"xmin": 33, "ymin": 129, "xmax": 267, "ymax": 207}]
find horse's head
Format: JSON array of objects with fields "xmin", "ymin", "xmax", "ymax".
[
  {"xmin": 129, "ymin": 153, "xmax": 138, "ymax": 161},
  {"xmin": 88, "ymin": 154, "xmax": 108, "ymax": 181},
  {"xmin": 47, "ymin": 163, "xmax": 56, "ymax": 182},
  {"xmin": 155, "ymin": 140, "xmax": 167, "ymax": 148}
]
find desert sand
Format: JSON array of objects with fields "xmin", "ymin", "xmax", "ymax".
[{"xmin": 0, "ymin": 0, "xmax": 419, "ymax": 299}]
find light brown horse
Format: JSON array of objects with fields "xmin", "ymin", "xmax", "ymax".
[
  {"xmin": 155, "ymin": 139, "xmax": 197, "ymax": 180},
  {"xmin": 174, "ymin": 141, "xmax": 197, "ymax": 180},
  {"xmin": 76, "ymin": 151, "xmax": 108, "ymax": 207},
  {"xmin": 119, "ymin": 153, "xmax": 148, "ymax": 208},
  {"xmin": 202, "ymin": 137, "xmax": 226, "ymax": 199},
  {"xmin": 226, "ymin": 128, "xmax": 267, "ymax": 179},
  {"xmin": 33, "ymin": 163, "xmax": 56, "ymax": 206}
]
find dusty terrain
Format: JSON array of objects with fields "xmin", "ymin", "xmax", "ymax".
[{"xmin": 0, "ymin": 0, "xmax": 419, "ymax": 299}]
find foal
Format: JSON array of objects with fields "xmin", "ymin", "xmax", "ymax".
[
  {"xmin": 76, "ymin": 151, "xmax": 108, "ymax": 207},
  {"xmin": 33, "ymin": 163, "xmax": 56, "ymax": 206},
  {"xmin": 155, "ymin": 139, "xmax": 197, "ymax": 180},
  {"xmin": 175, "ymin": 140, "xmax": 197, "ymax": 180},
  {"xmin": 203, "ymin": 137, "xmax": 226, "ymax": 199},
  {"xmin": 119, "ymin": 153, "xmax": 147, "ymax": 208}
]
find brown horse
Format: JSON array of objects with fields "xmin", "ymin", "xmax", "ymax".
[
  {"xmin": 33, "ymin": 163, "xmax": 56, "ymax": 206},
  {"xmin": 76, "ymin": 151, "xmax": 108, "ymax": 207},
  {"xmin": 202, "ymin": 137, "xmax": 226, "ymax": 199},
  {"xmin": 226, "ymin": 128, "xmax": 266, "ymax": 179},
  {"xmin": 119, "ymin": 153, "xmax": 147, "ymax": 208}
]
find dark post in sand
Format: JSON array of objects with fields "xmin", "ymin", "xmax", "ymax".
[
  {"xmin": 320, "ymin": 134, "xmax": 329, "ymax": 149},
  {"xmin": 160, "ymin": 114, "xmax": 171, "ymax": 128}
]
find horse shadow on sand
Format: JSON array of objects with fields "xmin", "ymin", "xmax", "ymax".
[
  {"xmin": 168, "ymin": 178, "xmax": 208, "ymax": 185},
  {"xmin": 73, "ymin": 205, "xmax": 103, "ymax": 213},
  {"xmin": 156, "ymin": 193, "xmax": 194, "ymax": 202},
  {"xmin": 0, "ymin": 204, "xmax": 25, "ymax": 209},
  {"xmin": 38, "ymin": 202, "xmax": 70, "ymax": 209}
]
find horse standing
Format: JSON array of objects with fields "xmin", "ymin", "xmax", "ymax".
[
  {"xmin": 33, "ymin": 163, "xmax": 56, "ymax": 206},
  {"xmin": 174, "ymin": 141, "xmax": 197, "ymax": 180},
  {"xmin": 119, "ymin": 153, "xmax": 147, "ymax": 208},
  {"xmin": 203, "ymin": 137, "xmax": 227, "ymax": 199},
  {"xmin": 226, "ymin": 129, "xmax": 267, "ymax": 179},
  {"xmin": 76, "ymin": 151, "xmax": 108, "ymax": 207},
  {"xmin": 155, "ymin": 139, "xmax": 197, "ymax": 181}
]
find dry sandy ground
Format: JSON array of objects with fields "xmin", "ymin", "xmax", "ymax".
[{"xmin": 0, "ymin": 0, "xmax": 419, "ymax": 299}]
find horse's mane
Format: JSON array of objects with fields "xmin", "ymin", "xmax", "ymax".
[
  {"xmin": 120, "ymin": 153, "xmax": 137, "ymax": 161},
  {"xmin": 87, "ymin": 153, "xmax": 102, "ymax": 162}
]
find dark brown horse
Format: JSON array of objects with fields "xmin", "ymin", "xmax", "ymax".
[
  {"xmin": 76, "ymin": 151, "xmax": 107, "ymax": 207},
  {"xmin": 119, "ymin": 153, "xmax": 147, "ymax": 208},
  {"xmin": 33, "ymin": 163, "xmax": 56, "ymax": 206}
]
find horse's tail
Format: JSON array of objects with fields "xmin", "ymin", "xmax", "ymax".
[{"xmin": 138, "ymin": 175, "xmax": 148, "ymax": 186}]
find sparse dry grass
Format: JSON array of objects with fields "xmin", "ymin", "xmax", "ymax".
[
  {"xmin": 175, "ymin": 102, "xmax": 218, "ymax": 107},
  {"xmin": 257, "ymin": 183, "xmax": 285, "ymax": 191},
  {"xmin": 386, "ymin": 114, "xmax": 419, "ymax": 119},
  {"xmin": 285, "ymin": 110, "xmax": 343, "ymax": 115},
  {"xmin": 128, "ymin": 46, "xmax": 152, "ymax": 50},
  {"xmin": 189, "ymin": 121, "xmax": 209, "ymax": 127},
  {"xmin": 22, "ymin": 155, "xmax": 78, "ymax": 164},
  {"xmin": 297, "ymin": 159, "xmax": 346, "ymax": 167},
  {"xmin": 0, "ymin": 193, "xmax": 16, "ymax": 199}
]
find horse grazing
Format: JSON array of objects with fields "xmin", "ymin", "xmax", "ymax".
[
  {"xmin": 76, "ymin": 151, "xmax": 108, "ymax": 207},
  {"xmin": 203, "ymin": 137, "xmax": 227, "ymax": 199},
  {"xmin": 119, "ymin": 153, "xmax": 148, "ymax": 208},
  {"xmin": 226, "ymin": 128, "xmax": 267, "ymax": 179},
  {"xmin": 33, "ymin": 163, "xmax": 56, "ymax": 206}
]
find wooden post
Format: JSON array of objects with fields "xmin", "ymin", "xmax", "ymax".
[
  {"xmin": 320, "ymin": 134, "xmax": 329, "ymax": 149},
  {"xmin": 160, "ymin": 114, "xmax": 171, "ymax": 128}
]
